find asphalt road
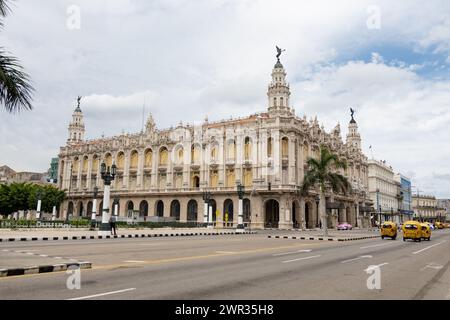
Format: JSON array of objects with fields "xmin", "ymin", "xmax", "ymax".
[{"xmin": 1, "ymin": 229, "xmax": 450, "ymax": 300}]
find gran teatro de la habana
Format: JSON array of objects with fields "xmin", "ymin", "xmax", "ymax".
[{"xmin": 58, "ymin": 55, "xmax": 373, "ymax": 230}]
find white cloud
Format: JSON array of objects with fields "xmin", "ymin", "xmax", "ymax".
[{"xmin": 1, "ymin": 0, "xmax": 450, "ymax": 197}]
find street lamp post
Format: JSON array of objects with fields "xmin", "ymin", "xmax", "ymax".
[
  {"xmin": 376, "ymin": 188, "xmax": 381, "ymax": 228},
  {"xmin": 315, "ymin": 195, "xmax": 320, "ymax": 229},
  {"xmin": 90, "ymin": 186, "xmax": 99, "ymax": 230},
  {"xmin": 36, "ymin": 190, "xmax": 42, "ymax": 221},
  {"xmin": 113, "ymin": 196, "xmax": 120, "ymax": 217},
  {"xmin": 236, "ymin": 183, "xmax": 245, "ymax": 233},
  {"xmin": 98, "ymin": 161, "xmax": 116, "ymax": 236},
  {"xmin": 202, "ymin": 190, "xmax": 211, "ymax": 227}
]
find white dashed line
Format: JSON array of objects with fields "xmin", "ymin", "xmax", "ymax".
[
  {"xmin": 341, "ymin": 255, "xmax": 372, "ymax": 264},
  {"xmin": 412, "ymin": 241, "xmax": 446, "ymax": 255},
  {"xmin": 282, "ymin": 255, "xmax": 321, "ymax": 263},
  {"xmin": 66, "ymin": 288, "xmax": 136, "ymax": 300},
  {"xmin": 364, "ymin": 263, "xmax": 388, "ymax": 272},
  {"xmin": 273, "ymin": 249, "xmax": 312, "ymax": 256},
  {"xmin": 360, "ymin": 243, "xmax": 392, "ymax": 249}
]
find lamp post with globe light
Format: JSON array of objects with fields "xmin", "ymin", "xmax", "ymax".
[
  {"xmin": 236, "ymin": 183, "xmax": 245, "ymax": 233},
  {"xmin": 90, "ymin": 186, "xmax": 99, "ymax": 230},
  {"xmin": 98, "ymin": 161, "xmax": 116, "ymax": 236}
]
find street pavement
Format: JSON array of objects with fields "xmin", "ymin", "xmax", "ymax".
[{"xmin": 1, "ymin": 229, "xmax": 450, "ymax": 299}]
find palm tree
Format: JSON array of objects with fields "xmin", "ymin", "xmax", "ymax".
[
  {"xmin": 301, "ymin": 145, "xmax": 351, "ymax": 236},
  {"xmin": 0, "ymin": 0, "xmax": 34, "ymax": 113}
]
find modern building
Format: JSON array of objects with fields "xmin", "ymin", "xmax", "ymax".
[
  {"xmin": 368, "ymin": 160, "xmax": 401, "ymax": 224},
  {"xmin": 58, "ymin": 54, "xmax": 372, "ymax": 229},
  {"xmin": 394, "ymin": 173, "xmax": 413, "ymax": 222},
  {"xmin": 47, "ymin": 158, "xmax": 59, "ymax": 183},
  {"xmin": 412, "ymin": 194, "xmax": 443, "ymax": 222}
]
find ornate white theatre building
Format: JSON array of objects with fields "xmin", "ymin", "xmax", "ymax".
[{"xmin": 58, "ymin": 57, "xmax": 373, "ymax": 229}]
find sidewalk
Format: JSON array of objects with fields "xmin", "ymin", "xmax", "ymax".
[
  {"xmin": 267, "ymin": 228, "xmax": 381, "ymax": 241},
  {"xmin": 0, "ymin": 227, "xmax": 255, "ymax": 242}
]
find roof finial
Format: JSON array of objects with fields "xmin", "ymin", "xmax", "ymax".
[
  {"xmin": 350, "ymin": 107, "xmax": 356, "ymax": 123},
  {"xmin": 276, "ymin": 45, "xmax": 285, "ymax": 60}
]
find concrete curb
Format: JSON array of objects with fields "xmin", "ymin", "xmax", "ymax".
[
  {"xmin": 267, "ymin": 235, "xmax": 380, "ymax": 241},
  {"xmin": 0, "ymin": 261, "xmax": 91, "ymax": 277},
  {"xmin": 0, "ymin": 231, "xmax": 257, "ymax": 243}
]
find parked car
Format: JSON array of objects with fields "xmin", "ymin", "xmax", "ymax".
[{"xmin": 337, "ymin": 223, "xmax": 352, "ymax": 230}]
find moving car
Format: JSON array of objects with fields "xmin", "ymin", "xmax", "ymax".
[
  {"xmin": 435, "ymin": 222, "xmax": 444, "ymax": 229},
  {"xmin": 337, "ymin": 223, "xmax": 352, "ymax": 230},
  {"xmin": 420, "ymin": 223, "xmax": 431, "ymax": 241},
  {"xmin": 380, "ymin": 221, "xmax": 398, "ymax": 240},
  {"xmin": 402, "ymin": 220, "xmax": 422, "ymax": 242}
]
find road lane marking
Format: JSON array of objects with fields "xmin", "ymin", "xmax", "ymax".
[
  {"xmin": 360, "ymin": 243, "xmax": 392, "ymax": 249},
  {"xmin": 215, "ymin": 251, "xmax": 237, "ymax": 254},
  {"xmin": 123, "ymin": 260, "xmax": 145, "ymax": 263},
  {"xmin": 66, "ymin": 288, "xmax": 136, "ymax": 300},
  {"xmin": 0, "ymin": 242, "xmax": 334, "ymax": 281},
  {"xmin": 341, "ymin": 255, "xmax": 372, "ymax": 264},
  {"xmin": 282, "ymin": 255, "xmax": 321, "ymax": 263},
  {"xmin": 420, "ymin": 263, "xmax": 443, "ymax": 271},
  {"xmin": 412, "ymin": 241, "xmax": 446, "ymax": 255},
  {"xmin": 364, "ymin": 262, "xmax": 388, "ymax": 272},
  {"xmin": 273, "ymin": 249, "xmax": 312, "ymax": 256},
  {"xmin": 39, "ymin": 254, "xmax": 48, "ymax": 257}
]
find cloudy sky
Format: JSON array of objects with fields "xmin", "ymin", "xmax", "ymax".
[{"xmin": 1, "ymin": 0, "xmax": 450, "ymax": 197}]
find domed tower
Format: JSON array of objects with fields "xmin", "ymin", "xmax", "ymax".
[
  {"xmin": 267, "ymin": 47, "xmax": 292, "ymax": 116},
  {"xmin": 346, "ymin": 108, "xmax": 361, "ymax": 150},
  {"xmin": 67, "ymin": 96, "xmax": 85, "ymax": 144}
]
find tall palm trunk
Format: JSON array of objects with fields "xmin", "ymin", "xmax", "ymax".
[{"xmin": 319, "ymin": 186, "xmax": 328, "ymax": 237}]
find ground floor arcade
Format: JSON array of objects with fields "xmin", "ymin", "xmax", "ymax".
[{"xmin": 62, "ymin": 191, "xmax": 372, "ymax": 230}]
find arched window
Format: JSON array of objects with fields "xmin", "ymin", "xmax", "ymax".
[
  {"xmin": 191, "ymin": 145, "xmax": 200, "ymax": 164},
  {"xmin": 273, "ymin": 97, "xmax": 277, "ymax": 107},
  {"xmin": 159, "ymin": 147, "xmax": 168, "ymax": 166},
  {"xmin": 243, "ymin": 168, "xmax": 252, "ymax": 187},
  {"xmin": 192, "ymin": 175, "xmax": 200, "ymax": 189},
  {"xmin": 210, "ymin": 170, "xmax": 218, "ymax": 187},
  {"xmin": 187, "ymin": 200, "xmax": 198, "ymax": 221},
  {"xmin": 244, "ymin": 137, "xmax": 251, "ymax": 160},
  {"xmin": 227, "ymin": 140, "xmax": 236, "ymax": 160},
  {"xmin": 170, "ymin": 200, "xmax": 180, "ymax": 221},
  {"xmin": 280, "ymin": 97, "xmax": 284, "ymax": 107},
  {"xmin": 282, "ymin": 137, "xmax": 289, "ymax": 158},
  {"xmin": 116, "ymin": 152, "xmax": 125, "ymax": 170},
  {"xmin": 130, "ymin": 150, "xmax": 138, "ymax": 169},
  {"xmin": 144, "ymin": 149, "xmax": 153, "ymax": 168}
]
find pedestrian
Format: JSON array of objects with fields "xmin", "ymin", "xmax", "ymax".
[{"xmin": 110, "ymin": 215, "xmax": 117, "ymax": 236}]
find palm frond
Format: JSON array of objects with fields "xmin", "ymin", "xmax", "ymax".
[
  {"xmin": 0, "ymin": 0, "xmax": 11, "ymax": 28},
  {"xmin": 0, "ymin": 49, "xmax": 34, "ymax": 113},
  {"xmin": 327, "ymin": 172, "xmax": 351, "ymax": 195}
]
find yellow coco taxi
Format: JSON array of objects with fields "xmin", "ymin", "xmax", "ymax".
[
  {"xmin": 402, "ymin": 221, "xmax": 422, "ymax": 242},
  {"xmin": 420, "ymin": 223, "xmax": 431, "ymax": 241},
  {"xmin": 435, "ymin": 222, "xmax": 444, "ymax": 229},
  {"xmin": 380, "ymin": 221, "xmax": 398, "ymax": 240}
]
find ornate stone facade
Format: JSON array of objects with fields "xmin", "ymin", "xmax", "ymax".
[{"xmin": 58, "ymin": 58, "xmax": 372, "ymax": 229}]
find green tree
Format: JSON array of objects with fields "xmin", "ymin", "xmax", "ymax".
[
  {"xmin": 301, "ymin": 145, "xmax": 351, "ymax": 236},
  {"xmin": 0, "ymin": 183, "xmax": 66, "ymax": 217},
  {"xmin": 0, "ymin": 0, "xmax": 34, "ymax": 113}
]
